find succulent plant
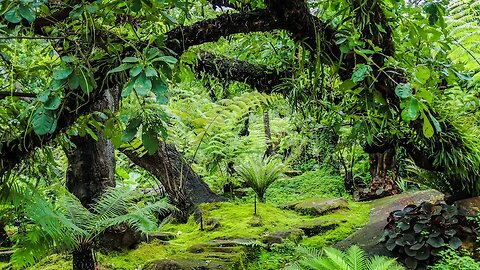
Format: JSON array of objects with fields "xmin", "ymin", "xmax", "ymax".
[{"xmin": 381, "ymin": 202, "xmax": 477, "ymax": 269}]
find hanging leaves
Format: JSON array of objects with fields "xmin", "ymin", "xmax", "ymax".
[
  {"xmin": 351, "ymin": 64, "xmax": 372, "ymax": 83},
  {"xmin": 32, "ymin": 108, "xmax": 57, "ymax": 135}
]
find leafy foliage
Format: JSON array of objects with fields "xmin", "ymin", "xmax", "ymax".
[
  {"xmin": 382, "ymin": 202, "xmax": 478, "ymax": 269},
  {"xmin": 11, "ymin": 186, "xmax": 173, "ymax": 268},
  {"xmin": 236, "ymin": 155, "xmax": 286, "ymax": 203},
  {"xmin": 266, "ymin": 168, "xmax": 345, "ymax": 205},
  {"xmin": 286, "ymin": 245, "xmax": 404, "ymax": 270}
]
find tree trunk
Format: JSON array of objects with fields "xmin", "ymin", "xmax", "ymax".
[
  {"xmin": 263, "ymin": 109, "xmax": 273, "ymax": 158},
  {"xmin": 72, "ymin": 244, "xmax": 95, "ymax": 270},
  {"xmin": 122, "ymin": 142, "xmax": 226, "ymax": 222},
  {"xmin": 65, "ymin": 88, "xmax": 118, "ymax": 207},
  {"xmin": 356, "ymin": 142, "xmax": 401, "ymax": 201},
  {"xmin": 65, "ymin": 88, "xmax": 118, "ymax": 265}
]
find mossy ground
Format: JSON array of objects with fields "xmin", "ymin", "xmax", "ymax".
[
  {"xmin": 21, "ymin": 200, "xmax": 369, "ymax": 270},
  {"xmin": 21, "ymin": 169, "xmax": 370, "ymax": 270}
]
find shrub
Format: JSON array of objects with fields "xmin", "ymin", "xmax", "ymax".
[
  {"xmin": 266, "ymin": 167, "xmax": 345, "ymax": 204},
  {"xmin": 382, "ymin": 202, "xmax": 478, "ymax": 269},
  {"xmin": 236, "ymin": 155, "xmax": 286, "ymax": 203},
  {"xmin": 428, "ymin": 249, "xmax": 480, "ymax": 270}
]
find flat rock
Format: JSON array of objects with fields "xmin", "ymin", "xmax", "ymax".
[
  {"xmin": 188, "ymin": 238, "xmax": 254, "ymax": 253},
  {"xmin": 143, "ymin": 258, "xmax": 225, "ymax": 270},
  {"xmin": 262, "ymin": 228, "xmax": 304, "ymax": 245},
  {"xmin": 289, "ymin": 198, "xmax": 349, "ymax": 216},
  {"xmin": 296, "ymin": 219, "xmax": 344, "ymax": 237},
  {"xmin": 149, "ymin": 232, "xmax": 176, "ymax": 241},
  {"xmin": 333, "ymin": 190, "xmax": 444, "ymax": 256}
]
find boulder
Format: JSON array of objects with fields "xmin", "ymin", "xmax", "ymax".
[
  {"xmin": 296, "ymin": 219, "xmax": 344, "ymax": 237},
  {"xmin": 289, "ymin": 198, "xmax": 349, "ymax": 216},
  {"xmin": 262, "ymin": 228, "xmax": 304, "ymax": 245},
  {"xmin": 333, "ymin": 190, "xmax": 444, "ymax": 256},
  {"xmin": 455, "ymin": 196, "xmax": 480, "ymax": 216}
]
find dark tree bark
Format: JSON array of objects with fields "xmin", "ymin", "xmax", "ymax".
[
  {"xmin": 65, "ymin": 88, "xmax": 118, "ymax": 208},
  {"xmin": 122, "ymin": 142, "xmax": 226, "ymax": 222},
  {"xmin": 356, "ymin": 140, "xmax": 401, "ymax": 201},
  {"xmin": 263, "ymin": 110, "xmax": 273, "ymax": 158},
  {"xmin": 65, "ymin": 88, "xmax": 118, "ymax": 267},
  {"xmin": 72, "ymin": 243, "xmax": 95, "ymax": 270}
]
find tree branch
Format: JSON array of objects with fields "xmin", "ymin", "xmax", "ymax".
[
  {"xmin": 195, "ymin": 51, "xmax": 290, "ymax": 94},
  {"xmin": 165, "ymin": 9, "xmax": 279, "ymax": 54}
]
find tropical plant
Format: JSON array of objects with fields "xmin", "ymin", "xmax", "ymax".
[
  {"xmin": 236, "ymin": 155, "xmax": 286, "ymax": 207},
  {"xmin": 286, "ymin": 245, "xmax": 404, "ymax": 270},
  {"xmin": 382, "ymin": 202, "xmax": 478, "ymax": 269},
  {"xmin": 11, "ymin": 186, "xmax": 174, "ymax": 270}
]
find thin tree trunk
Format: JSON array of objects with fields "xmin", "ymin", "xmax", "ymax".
[
  {"xmin": 122, "ymin": 142, "xmax": 226, "ymax": 222},
  {"xmin": 263, "ymin": 109, "xmax": 273, "ymax": 158},
  {"xmin": 72, "ymin": 244, "xmax": 95, "ymax": 270}
]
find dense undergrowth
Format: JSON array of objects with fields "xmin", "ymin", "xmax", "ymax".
[{"xmin": 23, "ymin": 169, "xmax": 370, "ymax": 270}]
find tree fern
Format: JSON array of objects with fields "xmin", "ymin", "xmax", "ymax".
[
  {"xmin": 446, "ymin": 0, "xmax": 480, "ymax": 81},
  {"xmin": 236, "ymin": 155, "xmax": 286, "ymax": 202},
  {"xmin": 12, "ymin": 186, "xmax": 173, "ymax": 268}
]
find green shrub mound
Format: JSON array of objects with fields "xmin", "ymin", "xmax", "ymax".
[{"xmin": 266, "ymin": 168, "xmax": 345, "ymax": 205}]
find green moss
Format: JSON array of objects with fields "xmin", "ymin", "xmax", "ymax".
[
  {"xmin": 26, "ymin": 254, "xmax": 71, "ymax": 270},
  {"xmin": 265, "ymin": 168, "xmax": 346, "ymax": 205},
  {"xmin": 300, "ymin": 202, "xmax": 370, "ymax": 248}
]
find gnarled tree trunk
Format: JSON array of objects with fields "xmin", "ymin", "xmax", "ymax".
[
  {"xmin": 122, "ymin": 142, "xmax": 226, "ymax": 222},
  {"xmin": 356, "ymin": 140, "xmax": 401, "ymax": 201}
]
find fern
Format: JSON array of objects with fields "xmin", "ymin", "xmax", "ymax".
[
  {"xmin": 11, "ymin": 186, "xmax": 172, "ymax": 268},
  {"xmin": 447, "ymin": 0, "xmax": 480, "ymax": 82},
  {"xmin": 236, "ymin": 155, "xmax": 286, "ymax": 202},
  {"xmin": 286, "ymin": 245, "xmax": 404, "ymax": 270}
]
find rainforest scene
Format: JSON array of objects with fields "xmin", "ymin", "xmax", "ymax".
[{"xmin": 0, "ymin": 0, "xmax": 479, "ymax": 269}]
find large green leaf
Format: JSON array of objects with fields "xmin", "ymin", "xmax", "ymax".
[
  {"xmin": 142, "ymin": 129, "xmax": 159, "ymax": 155},
  {"xmin": 401, "ymin": 98, "xmax": 420, "ymax": 121},
  {"xmin": 395, "ymin": 83, "xmax": 412, "ymax": 99},
  {"xmin": 32, "ymin": 108, "xmax": 57, "ymax": 135},
  {"xmin": 43, "ymin": 96, "xmax": 62, "ymax": 111},
  {"xmin": 18, "ymin": 5, "xmax": 35, "ymax": 23},
  {"xmin": 134, "ymin": 73, "xmax": 152, "ymax": 97},
  {"xmin": 423, "ymin": 117, "xmax": 434, "ymax": 138},
  {"xmin": 53, "ymin": 68, "xmax": 73, "ymax": 80},
  {"xmin": 351, "ymin": 64, "xmax": 372, "ymax": 83},
  {"xmin": 5, "ymin": 8, "xmax": 22, "ymax": 23}
]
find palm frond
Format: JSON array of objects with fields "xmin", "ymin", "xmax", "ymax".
[
  {"xmin": 89, "ymin": 186, "xmax": 135, "ymax": 225},
  {"xmin": 346, "ymin": 245, "xmax": 367, "ymax": 270}
]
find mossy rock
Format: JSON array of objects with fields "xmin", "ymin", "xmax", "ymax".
[
  {"xmin": 296, "ymin": 218, "xmax": 345, "ymax": 237},
  {"xmin": 149, "ymin": 232, "xmax": 176, "ymax": 241},
  {"xmin": 288, "ymin": 198, "xmax": 349, "ymax": 216},
  {"xmin": 143, "ymin": 258, "xmax": 226, "ymax": 270},
  {"xmin": 262, "ymin": 228, "xmax": 304, "ymax": 245}
]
